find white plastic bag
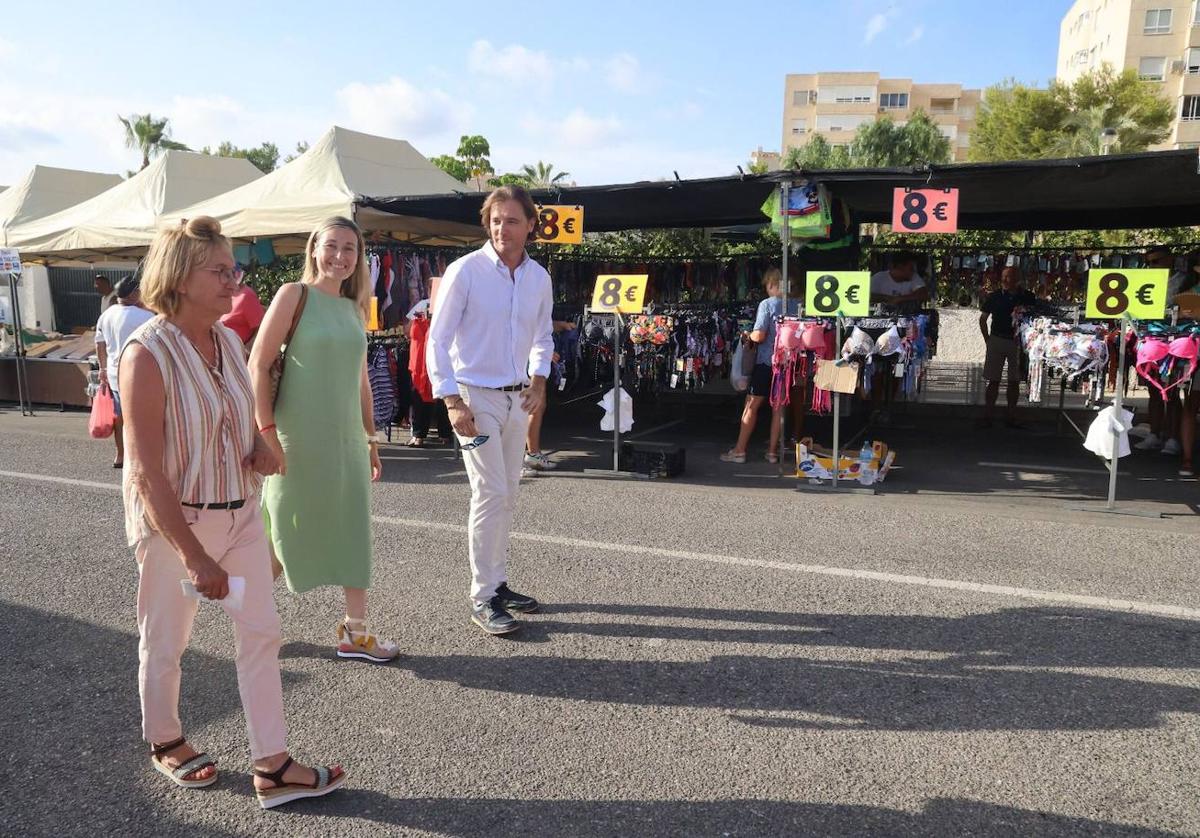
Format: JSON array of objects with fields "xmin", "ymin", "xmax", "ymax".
[
  {"xmin": 597, "ymin": 387, "xmax": 634, "ymax": 433},
  {"xmin": 730, "ymin": 341, "xmax": 750, "ymax": 393}
]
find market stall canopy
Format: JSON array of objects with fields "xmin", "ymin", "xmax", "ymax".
[
  {"xmin": 362, "ymin": 173, "xmax": 779, "ymax": 233},
  {"xmin": 364, "ymin": 149, "xmax": 1200, "ymax": 233},
  {"xmin": 160, "ymin": 126, "xmax": 484, "ymax": 252},
  {"xmin": 0, "ymin": 165, "xmax": 122, "ymax": 246},
  {"xmin": 794, "ymin": 149, "xmax": 1200, "ymax": 231},
  {"xmin": 11, "ymin": 152, "xmax": 263, "ymax": 261}
]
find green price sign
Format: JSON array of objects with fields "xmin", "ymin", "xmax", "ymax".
[
  {"xmin": 1085, "ymin": 269, "xmax": 1168, "ymax": 320},
  {"xmin": 805, "ymin": 271, "xmax": 870, "ymax": 317}
]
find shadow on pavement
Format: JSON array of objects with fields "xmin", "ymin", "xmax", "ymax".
[
  {"xmin": 305, "ymin": 792, "xmax": 1176, "ymax": 837},
  {"xmin": 393, "ymin": 604, "xmax": 1199, "ymax": 733}
]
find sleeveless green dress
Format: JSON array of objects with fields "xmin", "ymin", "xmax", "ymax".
[{"xmin": 263, "ymin": 286, "xmax": 371, "ymax": 593}]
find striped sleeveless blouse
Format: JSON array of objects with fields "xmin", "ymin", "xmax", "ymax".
[{"xmin": 121, "ymin": 316, "xmax": 261, "ymax": 545}]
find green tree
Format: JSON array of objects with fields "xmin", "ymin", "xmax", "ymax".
[
  {"xmin": 431, "ymin": 154, "xmax": 470, "ymax": 182},
  {"xmin": 782, "ymin": 135, "xmax": 851, "ymax": 170},
  {"xmin": 488, "ymin": 172, "xmax": 531, "ymax": 187},
  {"xmin": 117, "ymin": 113, "xmax": 189, "ymax": 171},
  {"xmin": 283, "ymin": 140, "xmax": 310, "ymax": 164},
  {"xmin": 747, "ymin": 159, "xmax": 770, "ymax": 175},
  {"xmin": 519, "ymin": 161, "xmax": 570, "ymax": 187},
  {"xmin": 849, "ymin": 110, "xmax": 952, "ymax": 167},
  {"xmin": 456, "ymin": 135, "xmax": 494, "ymax": 189},
  {"xmin": 201, "ymin": 140, "xmax": 280, "ymax": 174},
  {"xmin": 969, "ymin": 66, "xmax": 1172, "ymax": 162}
]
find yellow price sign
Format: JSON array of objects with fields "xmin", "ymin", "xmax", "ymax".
[
  {"xmin": 533, "ymin": 204, "xmax": 583, "ymax": 244},
  {"xmin": 591, "ymin": 274, "xmax": 648, "ymax": 314},
  {"xmin": 805, "ymin": 271, "xmax": 869, "ymax": 316},
  {"xmin": 1085, "ymin": 269, "xmax": 1168, "ymax": 320}
]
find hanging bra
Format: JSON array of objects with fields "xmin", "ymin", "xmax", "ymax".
[
  {"xmin": 801, "ymin": 322, "xmax": 827, "ymax": 352},
  {"xmin": 1136, "ymin": 335, "xmax": 1199, "ymax": 397},
  {"xmin": 874, "ymin": 326, "xmax": 903, "ymax": 357},
  {"xmin": 842, "ymin": 326, "xmax": 874, "ymax": 359}
]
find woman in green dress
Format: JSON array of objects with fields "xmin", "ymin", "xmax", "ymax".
[{"xmin": 249, "ymin": 216, "xmax": 397, "ymax": 663}]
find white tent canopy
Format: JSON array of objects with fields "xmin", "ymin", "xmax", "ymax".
[
  {"xmin": 0, "ymin": 165, "xmax": 122, "ymax": 246},
  {"xmin": 161, "ymin": 125, "xmax": 483, "ymax": 251},
  {"xmin": 11, "ymin": 151, "xmax": 263, "ymax": 261}
]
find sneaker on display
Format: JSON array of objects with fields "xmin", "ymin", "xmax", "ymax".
[
  {"xmin": 1134, "ymin": 433, "xmax": 1163, "ymax": 451},
  {"xmin": 523, "ymin": 452, "xmax": 557, "ymax": 470}
]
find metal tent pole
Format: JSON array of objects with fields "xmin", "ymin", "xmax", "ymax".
[{"xmin": 778, "ymin": 181, "xmax": 790, "ymax": 476}]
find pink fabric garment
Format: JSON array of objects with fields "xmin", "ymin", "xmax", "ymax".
[
  {"xmin": 220, "ymin": 285, "xmax": 266, "ymax": 344},
  {"xmin": 408, "ymin": 315, "xmax": 434, "ymax": 402},
  {"xmin": 136, "ymin": 499, "xmax": 286, "ymax": 759}
]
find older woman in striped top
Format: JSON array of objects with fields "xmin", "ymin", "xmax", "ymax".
[{"xmin": 119, "ymin": 216, "xmax": 345, "ymax": 809}]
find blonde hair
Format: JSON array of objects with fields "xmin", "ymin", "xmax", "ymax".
[
  {"xmin": 303, "ymin": 216, "xmax": 371, "ymax": 321},
  {"xmin": 763, "ymin": 267, "xmax": 782, "ymax": 291},
  {"xmin": 141, "ymin": 216, "xmax": 231, "ymax": 317}
]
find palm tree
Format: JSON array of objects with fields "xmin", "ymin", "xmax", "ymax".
[
  {"xmin": 519, "ymin": 161, "xmax": 570, "ymax": 188},
  {"xmin": 1048, "ymin": 105, "xmax": 1138, "ymax": 157},
  {"xmin": 117, "ymin": 113, "xmax": 190, "ymax": 171}
]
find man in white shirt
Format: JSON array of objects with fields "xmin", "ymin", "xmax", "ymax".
[
  {"xmin": 427, "ymin": 185, "xmax": 554, "ymax": 635},
  {"xmin": 95, "ymin": 274, "xmax": 155, "ymax": 468},
  {"xmin": 870, "ymin": 252, "xmax": 930, "ymax": 313}
]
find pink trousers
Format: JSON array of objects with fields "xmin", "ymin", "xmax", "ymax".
[{"xmin": 135, "ymin": 498, "xmax": 287, "ymax": 760}]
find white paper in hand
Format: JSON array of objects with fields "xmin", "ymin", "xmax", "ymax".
[{"xmin": 180, "ymin": 576, "xmax": 246, "ymax": 612}]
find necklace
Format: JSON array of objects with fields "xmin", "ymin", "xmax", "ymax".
[{"xmin": 184, "ymin": 330, "xmax": 221, "ymax": 372}]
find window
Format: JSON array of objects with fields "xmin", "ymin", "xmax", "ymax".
[
  {"xmin": 1139, "ymin": 56, "xmax": 1167, "ymax": 80},
  {"xmin": 817, "ymin": 85, "xmax": 875, "ymax": 104},
  {"xmin": 1189, "ymin": 48, "xmax": 1200, "ymax": 74},
  {"xmin": 939, "ymin": 125, "xmax": 958, "ymax": 141},
  {"xmin": 1145, "ymin": 8, "xmax": 1172, "ymax": 34},
  {"xmin": 792, "ymin": 89, "xmax": 811, "ymax": 107},
  {"xmin": 1181, "ymin": 95, "xmax": 1200, "ymax": 121},
  {"xmin": 815, "ymin": 115, "xmax": 873, "ymax": 132},
  {"xmin": 790, "ymin": 118, "xmax": 808, "ymax": 135},
  {"xmin": 930, "ymin": 98, "xmax": 957, "ymax": 114},
  {"xmin": 879, "ymin": 92, "xmax": 909, "ymax": 109}
]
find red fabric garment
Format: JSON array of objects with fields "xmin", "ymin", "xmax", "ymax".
[
  {"xmin": 408, "ymin": 315, "xmax": 433, "ymax": 402},
  {"xmin": 220, "ymin": 285, "xmax": 266, "ymax": 344}
]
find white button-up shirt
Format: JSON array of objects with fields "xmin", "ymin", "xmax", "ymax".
[{"xmin": 427, "ymin": 241, "xmax": 554, "ymax": 399}]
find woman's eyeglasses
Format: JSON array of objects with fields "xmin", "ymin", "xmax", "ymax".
[{"xmin": 199, "ymin": 266, "xmax": 245, "ymax": 286}]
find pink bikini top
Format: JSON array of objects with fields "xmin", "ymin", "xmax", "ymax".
[
  {"xmin": 801, "ymin": 322, "xmax": 826, "ymax": 352},
  {"xmin": 1136, "ymin": 336, "xmax": 1199, "ymax": 397}
]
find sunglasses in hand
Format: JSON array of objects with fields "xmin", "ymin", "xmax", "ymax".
[{"xmin": 460, "ymin": 435, "xmax": 489, "ymax": 451}]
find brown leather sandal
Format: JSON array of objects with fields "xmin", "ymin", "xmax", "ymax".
[
  {"xmin": 150, "ymin": 737, "xmax": 218, "ymax": 789},
  {"xmin": 253, "ymin": 756, "xmax": 346, "ymax": 810}
]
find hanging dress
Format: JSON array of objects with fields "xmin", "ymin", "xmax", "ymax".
[{"xmin": 263, "ymin": 287, "xmax": 371, "ymax": 593}]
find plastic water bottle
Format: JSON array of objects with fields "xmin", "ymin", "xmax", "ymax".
[{"xmin": 858, "ymin": 441, "xmax": 876, "ymax": 486}]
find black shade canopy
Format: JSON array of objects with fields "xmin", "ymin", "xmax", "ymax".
[{"xmin": 361, "ymin": 149, "xmax": 1200, "ymax": 234}]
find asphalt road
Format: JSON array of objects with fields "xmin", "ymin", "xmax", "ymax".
[{"xmin": 0, "ymin": 407, "xmax": 1197, "ymax": 837}]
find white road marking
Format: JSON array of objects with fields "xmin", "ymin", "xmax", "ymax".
[
  {"xmin": 2, "ymin": 469, "xmax": 1196, "ymax": 622},
  {"xmin": 978, "ymin": 462, "xmax": 1111, "ymax": 476}
]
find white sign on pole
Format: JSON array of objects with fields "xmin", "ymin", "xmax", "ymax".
[{"xmin": 0, "ymin": 248, "xmax": 22, "ymax": 274}]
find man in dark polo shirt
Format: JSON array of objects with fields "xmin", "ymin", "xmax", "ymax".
[{"xmin": 979, "ymin": 267, "xmax": 1035, "ymax": 428}]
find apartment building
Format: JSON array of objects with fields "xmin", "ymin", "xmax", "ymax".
[
  {"xmin": 780, "ymin": 72, "xmax": 982, "ymax": 163},
  {"xmin": 1058, "ymin": 0, "xmax": 1200, "ymax": 148}
]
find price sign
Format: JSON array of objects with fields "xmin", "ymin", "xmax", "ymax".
[
  {"xmin": 0, "ymin": 248, "xmax": 22, "ymax": 274},
  {"xmin": 891, "ymin": 188, "xmax": 959, "ymax": 234},
  {"xmin": 533, "ymin": 205, "xmax": 583, "ymax": 244},
  {"xmin": 591, "ymin": 274, "xmax": 648, "ymax": 314},
  {"xmin": 1085, "ymin": 269, "xmax": 1168, "ymax": 320},
  {"xmin": 805, "ymin": 271, "xmax": 869, "ymax": 317}
]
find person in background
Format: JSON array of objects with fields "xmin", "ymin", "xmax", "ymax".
[
  {"xmin": 95, "ymin": 274, "xmax": 117, "ymax": 313},
  {"xmin": 220, "ymin": 264, "xmax": 266, "ymax": 349},
  {"xmin": 406, "ymin": 297, "xmax": 452, "ymax": 447},
  {"xmin": 427, "ymin": 185, "xmax": 553, "ymax": 636},
  {"xmin": 250, "ymin": 216, "xmax": 397, "ymax": 664},
  {"xmin": 119, "ymin": 216, "xmax": 345, "ymax": 808},
  {"xmin": 1136, "ymin": 246, "xmax": 1189, "ymax": 455},
  {"xmin": 870, "ymin": 251, "xmax": 930, "ymax": 313},
  {"xmin": 523, "ymin": 318, "xmax": 577, "ymax": 476},
  {"xmin": 722, "ymin": 267, "xmax": 795, "ymax": 464},
  {"xmin": 978, "ymin": 266, "xmax": 1035, "ymax": 429},
  {"xmin": 1170, "ymin": 251, "xmax": 1200, "ymax": 476},
  {"xmin": 94, "ymin": 274, "xmax": 155, "ymax": 467}
]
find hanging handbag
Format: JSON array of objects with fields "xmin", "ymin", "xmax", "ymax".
[{"xmin": 268, "ymin": 284, "xmax": 309, "ymax": 407}]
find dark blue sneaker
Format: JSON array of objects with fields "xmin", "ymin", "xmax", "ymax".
[
  {"xmin": 471, "ymin": 597, "xmax": 519, "ymax": 635},
  {"xmin": 494, "ymin": 583, "xmax": 539, "ymax": 614}
]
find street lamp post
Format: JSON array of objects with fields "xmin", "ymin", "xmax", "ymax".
[{"xmin": 1099, "ymin": 127, "xmax": 1119, "ymax": 155}]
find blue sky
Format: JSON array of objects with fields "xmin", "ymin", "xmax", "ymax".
[{"xmin": 0, "ymin": 0, "xmax": 1067, "ymax": 186}]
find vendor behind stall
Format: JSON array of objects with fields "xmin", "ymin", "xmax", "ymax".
[{"xmin": 870, "ymin": 252, "xmax": 929, "ymax": 313}]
